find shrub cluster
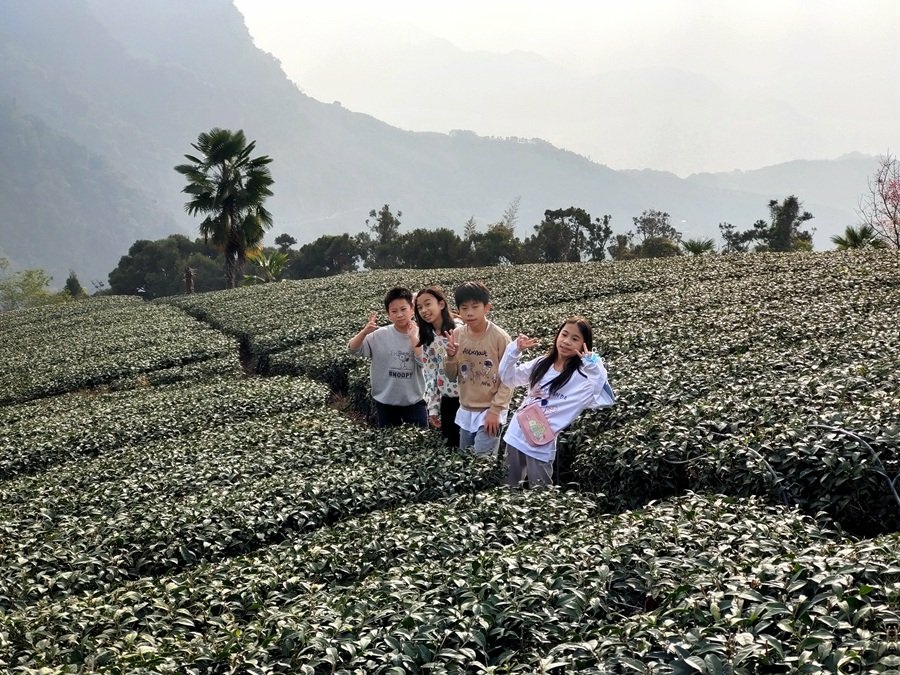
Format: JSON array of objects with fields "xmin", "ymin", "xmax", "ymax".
[
  {"xmin": 2, "ymin": 250, "xmax": 898, "ymax": 671},
  {"xmin": 560, "ymin": 251, "xmax": 900, "ymax": 534},
  {"xmin": 0, "ymin": 296, "xmax": 240, "ymax": 404},
  {"xmin": 0, "ymin": 376, "xmax": 330, "ymax": 480},
  {"xmin": 6, "ymin": 492, "xmax": 900, "ymax": 672}
]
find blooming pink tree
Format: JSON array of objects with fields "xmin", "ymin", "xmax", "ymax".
[{"xmin": 859, "ymin": 152, "xmax": 900, "ymax": 249}]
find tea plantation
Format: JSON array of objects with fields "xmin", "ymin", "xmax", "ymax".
[{"xmin": 0, "ymin": 250, "xmax": 898, "ymax": 673}]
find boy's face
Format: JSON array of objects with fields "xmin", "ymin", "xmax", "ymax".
[
  {"xmin": 457, "ymin": 300, "xmax": 490, "ymax": 328},
  {"xmin": 387, "ymin": 298, "xmax": 414, "ymax": 329}
]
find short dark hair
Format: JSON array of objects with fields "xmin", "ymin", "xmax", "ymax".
[
  {"xmin": 454, "ymin": 281, "xmax": 490, "ymax": 306},
  {"xmin": 383, "ymin": 286, "xmax": 413, "ymax": 311}
]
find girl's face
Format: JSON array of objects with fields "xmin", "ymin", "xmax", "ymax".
[
  {"xmin": 555, "ymin": 322, "xmax": 586, "ymax": 359},
  {"xmin": 416, "ymin": 293, "xmax": 445, "ymax": 328}
]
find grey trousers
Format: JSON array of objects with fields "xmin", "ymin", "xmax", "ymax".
[{"xmin": 505, "ymin": 442, "xmax": 553, "ymax": 488}]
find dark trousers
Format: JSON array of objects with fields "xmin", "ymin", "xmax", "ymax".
[
  {"xmin": 440, "ymin": 395, "xmax": 461, "ymax": 448},
  {"xmin": 374, "ymin": 399, "xmax": 428, "ymax": 428}
]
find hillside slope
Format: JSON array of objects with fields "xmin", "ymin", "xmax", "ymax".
[
  {"xmin": 0, "ymin": 251, "xmax": 898, "ymax": 670},
  {"xmin": 0, "ymin": 0, "xmax": 870, "ymax": 285},
  {"xmin": 0, "ymin": 100, "xmax": 176, "ymax": 283}
]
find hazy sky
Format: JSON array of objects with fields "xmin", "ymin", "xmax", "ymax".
[{"xmin": 233, "ymin": 0, "xmax": 900, "ymax": 175}]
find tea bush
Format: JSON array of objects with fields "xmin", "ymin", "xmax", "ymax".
[
  {"xmin": 0, "ymin": 489, "xmax": 599, "ymax": 669},
  {"xmin": 0, "ymin": 296, "xmax": 240, "ymax": 404},
  {"xmin": 562, "ymin": 254, "xmax": 900, "ymax": 534},
  {"xmin": 2, "ymin": 249, "xmax": 899, "ymax": 671},
  {"xmin": 0, "ymin": 376, "xmax": 330, "ymax": 480},
  {"xmin": 0, "ymin": 401, "xmax": 503, "ymax": 610},
  {"xmin": 9, "ymin": 494, "xmax": 900, "ymax": 672}
]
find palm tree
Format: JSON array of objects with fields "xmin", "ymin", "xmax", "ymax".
[
  {"xmin": 831, "ymin": 224, "xmax": 888, "ymax": 250},
  {"xmin": 175, "ymin": 128, "xmax": 274, "ymax": 288},
  {"xmin": 242, "ymin": 249, "xmax": 289, "ymax": 285},
  {"xmin": 682, "ymin": 237, "xmax": 716, "ymax": 256}
]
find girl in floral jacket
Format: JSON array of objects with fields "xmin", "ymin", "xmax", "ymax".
[{"xmin": 415, "ymin": 286, "xmax": 463, "ymax": 447}]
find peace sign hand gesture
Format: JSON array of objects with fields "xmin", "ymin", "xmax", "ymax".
[
  {"xmin": 580, "ymin": 340, "xmax": 600, "ymax": 365},
  {"xmin": 362, "ymin": 312, "xmax": 378, "ymax": 335},
  {"xmin": 443, "ymin": 328, "xmax": 458, "ymax": 357}
]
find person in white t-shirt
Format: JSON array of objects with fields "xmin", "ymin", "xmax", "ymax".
[{"xmin": 499, "ymin": 316, "xmax": 615, "ymax": 487}]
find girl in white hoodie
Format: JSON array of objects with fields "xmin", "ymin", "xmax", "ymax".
[{"xmin": 499, "ymin": 316, "xmax": 615, "ymax": 487}]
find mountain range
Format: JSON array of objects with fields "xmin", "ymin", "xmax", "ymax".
[{"xmin": 0, "ymin": 0, "xmax": 880, "ymax": 286}]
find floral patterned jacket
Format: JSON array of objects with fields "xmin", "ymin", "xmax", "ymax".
[{"xmin": 422, "ymin": 319, "xmax": 463, "ymax": 417}]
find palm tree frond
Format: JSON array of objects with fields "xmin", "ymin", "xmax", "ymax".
[{"xmin": 831, "ymin": 224, "xmax": 886, "ymax": 250}]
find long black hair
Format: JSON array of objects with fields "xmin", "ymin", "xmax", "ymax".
[
  {"xmin": 414, "ymin": 285, "xmax": 457, "ymax": 347},
  {"xmin": 529, "ymin": 316, "xmax": 594, "ymax": 396}
]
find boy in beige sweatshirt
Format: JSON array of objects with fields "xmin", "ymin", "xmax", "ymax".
[{"xmin": 444, "ymin": 281, "xmax": 512, "ymax": 456}]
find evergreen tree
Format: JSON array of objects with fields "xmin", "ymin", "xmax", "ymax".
[
  {"xmin": 397, "ymin": 228, "xmax": 468, "ymax": 268},
  {"xmin": 524, "ymin": 207, "xmax": 603, "ymax": 262},
  {"xmin": 291, "ymin": 234, "xmax": 362, "ymax": 278},
  {"xmin": 631, "ymin": 209, "xmax": 682, "ymax": 258},
  {"xmin": 718, "ymin": 197, "xmax": 814, "ymax": 253},
  {"xmin": 64, "ymin": 271, "xmax": 86, "ymax": 299},
  {"xmin": 363, "ymin": 204, "xmax": 402, "ymax": 268},
  {"xmin": 274, "ymin": 233, "xmax": 297, "ymax": 253},
  {"xmin": 108, "ymin": 235, "xmax": 223, "ymax": 299}
]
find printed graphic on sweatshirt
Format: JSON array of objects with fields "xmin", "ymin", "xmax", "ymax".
[
  {"xmin": 458, "ymin": 357, "xmax": 499, "ymax": 387},
  {"xmin": 388, "ymin": 349, "xmax": 414, "ymax": 379},
  {"xmin": 527, "ymin": 384, "xmax": 564, "ymax": 415}
]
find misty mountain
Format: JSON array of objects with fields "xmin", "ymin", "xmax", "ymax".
[
  {"xmin": 0, "ymin": 0, "xmax": 876, "ymax": 285},
  {"xmin": 0, "ymin": 98, "xmax": 174, "ymax": 285},
  {"xmin": 686, "ymin": 154, "xmax": 878, "ymax": 219},
  {"xmin": 292, "ymin": 21, "xmax": 880, "ymax": 178}
]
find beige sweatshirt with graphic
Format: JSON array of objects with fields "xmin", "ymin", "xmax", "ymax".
[{"xmin": 444, "ymin": 321, "xmax": 513, "ymax": 415}]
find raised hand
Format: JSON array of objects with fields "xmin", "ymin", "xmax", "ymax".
[
  {"xmin": 443, "ymin": 328, "xmax": 458, "ymax": 357},
  {"xmin": 406, "ymin": 321, "xmax": 420, "ymax": 345},
  {"xmin": 580, "ymin": 340, "xmax": 599, "ymax": 364},
  {"xmin": 516, "ymin": 334, "xmax": 539, "ymax": 351},
  {"xmin": 362, "ymin": 312, "xmax": 378, "ymax": 334}
]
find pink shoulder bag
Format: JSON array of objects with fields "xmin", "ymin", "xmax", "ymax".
[{"xmin": 516, "ymin": 401, "xmax": 556, "ymax": 446}]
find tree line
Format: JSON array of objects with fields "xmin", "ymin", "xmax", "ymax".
[
  {"xmin": 3, "ymin": 129, "xmax": 897, "ymax": 309},
  {"xmin": 103, "ymin": 196, "xmax": 819, "ymax": 300},
  {"xmin": 146, "ymin": 127, "xmax": 894, "ymax": 298}
]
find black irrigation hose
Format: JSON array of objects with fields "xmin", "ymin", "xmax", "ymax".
[
  {"xmin": 660, "ymin": 448, "xmax": 794, "ymax": 506},
  {"xmin": 809, "ymin": 424, "xmax": 900, "ymax": 516},
  {"xmin": 655, "ymin": 425, "xmax": 900, "ymax": 515},
  {"xmin": 742, "ymin": 446, "xmax": 794, "ymax": 506}
]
